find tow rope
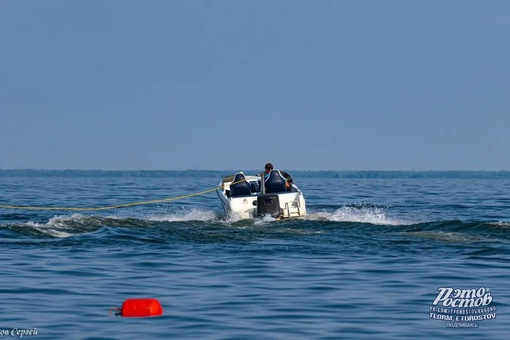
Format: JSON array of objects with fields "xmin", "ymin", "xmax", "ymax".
[
  {"xmin": 0, "ymin": 177, "xmax": 249, "ymax": 211},
  {"xmin": 0, "ymin": 185, "xmax": 223, "ymax": 211}
]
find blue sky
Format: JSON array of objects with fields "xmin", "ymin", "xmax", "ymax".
[{"xmin": 1, "ymin": 1, "xmax": 509, "ymax": 171}]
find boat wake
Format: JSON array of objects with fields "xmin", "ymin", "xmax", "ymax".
[
  {"xmin": 2, "ymin": 204, "xmax": 507, "ymax": 241},
  {"xmin": 1, "ymin": 204, "xmax": 409, "ymax": 235},
  {"xmin": 145, "ymin": 208, "xmax": 219, "ymax": 222},
  {"xmin": 15, "ymin": 214, "xmax": 108, "ymax": 238},
  {"xmin": 304, "ymin": 205, "xmax": 410, "ymax": 226}
]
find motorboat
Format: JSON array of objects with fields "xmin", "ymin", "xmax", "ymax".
[{"xmin": 217, "ymin": 169, "xmax": 306, "ymax": 219}]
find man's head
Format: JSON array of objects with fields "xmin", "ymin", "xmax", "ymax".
[{"xmin": 264, "ymin": 163, "xmax": 273, "ymax": 173}]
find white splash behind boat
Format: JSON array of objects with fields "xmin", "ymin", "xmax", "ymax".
[{"xmin": 216, "ymin": 169, "xmax": 306, "ymax": 219}]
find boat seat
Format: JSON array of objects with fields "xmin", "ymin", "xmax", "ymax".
[
  {"xmin": 250, "ymin": 181, "xmax": 260, "ymax": 193},
  {"xmin": 229, "ymin": 172, "xmax": 252, "ymax": 197},
  {"xmin": 265, "ymin": 169, "xmax": 287, "ymax": 193}
]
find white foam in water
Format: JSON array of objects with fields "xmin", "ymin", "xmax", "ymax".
[
  {"xmin": 306, "ymin": 206, "xmax": 405, "ymax": 225},
  {"xmin": 492, "ymin": 221, "xmax": 510, "ymax": 228},
  {"xmin": 253, "ymin": 214, "xmax": 278, "ymax": 225},
  {"xmin": 222, "ymin": 211, "xmax": 247, "ymax": 223},
  {"xmin": 24, "ymin": 213, "xmax": 87, "ymax": 238},
  {"xmin": 147, "ymin": 208, "xmax": 217, "ymax": 222},
  {"xmin": 220, "ymin": 205, "xmax": 405, "ymax": 226},
  {"xmin": 220, "ymin": 211, "xmax": 273, "ymax": 224}
]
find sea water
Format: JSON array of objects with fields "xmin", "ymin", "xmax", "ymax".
[{"xmin": 1, "ymin": 170, "xmax": 509, "ymax": 339}]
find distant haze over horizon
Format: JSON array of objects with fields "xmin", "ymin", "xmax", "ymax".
[
  {"xmin": 2, "ymin": 169, "xmax": 510, "ymax": 180},
  {"xmin": 2, "ymin": 168, "xmax": 510, "ymax": 172}
]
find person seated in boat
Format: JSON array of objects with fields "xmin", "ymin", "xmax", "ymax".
[{"xmin": 264, "ymin": 163, "xmax": 290, "ymax": 191}]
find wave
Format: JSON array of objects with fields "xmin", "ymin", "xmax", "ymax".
[
  {"xmin": 305, "ymin": 205, "xmax": 410, "ymax": 226},
  {"xmin": 488, "ymin": 221, "xmax": 510, "ymax": 229},
  {"xmin": 20, "ymin": 214, "xmax": 109, "ymax": 238},
  {"xmin": 145, "ymin": 208, "xmax": 219, "ymax": 222},
  {"xmin": 146, "ymin": 204, "xmax": 409, "ymax": 226},
  {"xmin": 1, "ymin": 205, "xmax": 509, "ymax": 242}
]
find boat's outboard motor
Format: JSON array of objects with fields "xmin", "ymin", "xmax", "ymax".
[{"xmin": 257, "ymin": 194, "xmax": 281, "ymax": 218}]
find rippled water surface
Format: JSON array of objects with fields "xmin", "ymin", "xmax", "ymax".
[{"xmin": 1, "ymin": 171, "xmax": 509, "ymax": 339}]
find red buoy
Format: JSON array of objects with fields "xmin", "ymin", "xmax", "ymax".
[{"xmin": 119, "ymin": 298, "xmax": 164, "ymax": 317}]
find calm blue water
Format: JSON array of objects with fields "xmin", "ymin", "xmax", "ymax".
[{"xmin": 1, "ymin": 171, "xmax": 509, "ymax": 339}]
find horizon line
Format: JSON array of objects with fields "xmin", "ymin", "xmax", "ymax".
[{"xmin": 1, "ymin": 169, "xmax": 509, "ymax": 172}]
